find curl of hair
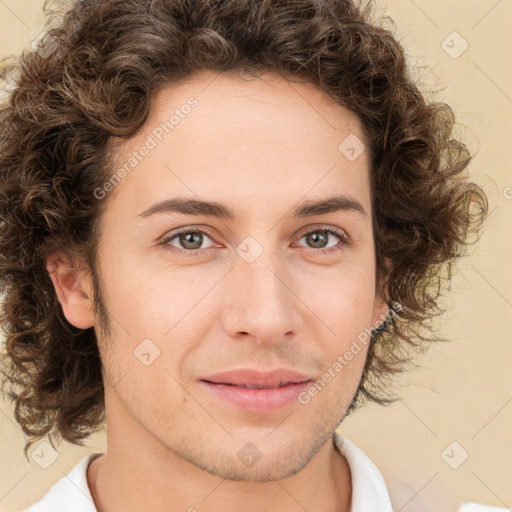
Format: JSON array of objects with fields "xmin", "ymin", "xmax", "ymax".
[{"xmin": 0, "ymin": 0, "xmax": 488, "ymax": 458}]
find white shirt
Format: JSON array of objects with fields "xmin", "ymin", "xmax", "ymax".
[{"xmin": 22, "ymin": 432, "xmax": 506, "ymax": 512}]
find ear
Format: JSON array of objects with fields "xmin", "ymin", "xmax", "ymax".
[
  {"xmin": 46, "ymin": 251, "xmax": 95, "ymax": 330},
  {"xmin": 370, "ymin": 255, "xmax": 392, "ymax": 327}
]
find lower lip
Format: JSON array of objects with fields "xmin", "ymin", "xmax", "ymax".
[{"xmin": 200, "ymin": 380, "xmax": 312, "ymax": 412}]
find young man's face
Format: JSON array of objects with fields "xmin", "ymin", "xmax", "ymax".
[{"xmin": 57, "ymin": 69, "xmax": 389, "ymax": 481}]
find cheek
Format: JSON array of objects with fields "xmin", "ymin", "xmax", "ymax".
[
  {"xmin": 101, "ymin": 255, "xmax": 194, "ymax": 335},
  {"xmin": 298, "ymin": 264, "xmax": 377, "ymax": 337},
  {"xmin": 96, "ymin": 260, "xmax": 211, "ymax": 384}
]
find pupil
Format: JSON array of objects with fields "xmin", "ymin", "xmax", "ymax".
[
  {"xmin": 307, "ymin": 231, "xmax": 327, "ymax": 248},
  {"xmin": 181, "ymin": 232, "xmax": 202, "ymax": 249}
]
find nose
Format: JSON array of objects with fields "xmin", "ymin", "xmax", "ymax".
[{"xmin": 221, "ymin": 249, "xmax": 302, "ymax": 345}]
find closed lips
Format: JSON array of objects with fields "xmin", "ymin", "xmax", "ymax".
[
  {"xmin": 199, "ymin": 368, "xmax": 314, "ymax": 388},
  {"xmin": 202, "ymin": 381, "xmax": 306, "ymax": 389}
]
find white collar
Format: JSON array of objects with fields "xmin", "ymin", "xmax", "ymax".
[
  {"xmin": 23, "ymin": 452, "xmax": 100, "ymax": 511},
  {"xmin": 333, "ymin": 430, "xmax": 394, "ymax": 511}
]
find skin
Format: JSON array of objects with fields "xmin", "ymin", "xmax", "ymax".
[{"xmin": 47, "ymin": 69, "xmax": 390, "ymax": 512}]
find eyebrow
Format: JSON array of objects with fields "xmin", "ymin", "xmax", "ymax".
[{"xmin": 136, "ymin": 194, "xmax": 369, "ymax": 221}]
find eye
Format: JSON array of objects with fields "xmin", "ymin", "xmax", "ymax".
[
  {"xmin": 161, "ymin": 227, "xmax": 218, "ymax": 255},
  {"xmin": 160, "ymin": 225, "xmax": 350, "ymax": 256},
  {"xmin": 294, "ymin": 226, "xmax": 350, "ymax": 254}
]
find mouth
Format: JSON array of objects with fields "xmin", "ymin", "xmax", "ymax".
[
  {"xmin": 199, "ymin": 367, "xmax": 313, "ymax": 387},
  {"xmin": 199, "ymin": 379, "xmax": 313, "ymax": 412},
  {"xmin": 201, "ymin": 380, "xmax": 306, "ymax": 389}
]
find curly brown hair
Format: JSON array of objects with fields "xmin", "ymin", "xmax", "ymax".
[{"xmin": 0, "ymin": 0, "xmax": 488, "ymax": 460}]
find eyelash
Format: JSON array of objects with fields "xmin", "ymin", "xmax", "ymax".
[{"xmin": 159, "ymin": 225, "xmax": 350, "ymax": 257}]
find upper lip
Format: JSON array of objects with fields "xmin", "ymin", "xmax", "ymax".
[{"xmin": 200, "ymin": 368, "xmax": 313, "ymax": 387}]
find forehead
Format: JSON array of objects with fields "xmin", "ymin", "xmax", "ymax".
[
  {"xmin": 102, "ymin": 69, "xmax": 372, "ymax": 223},
  {"xmin": 149, "ymin": 68, "xmax": 366, "ymax": 143}
]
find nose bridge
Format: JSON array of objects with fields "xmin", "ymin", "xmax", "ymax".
[{"xmin": 223, "ymin": 240, "xmax": 299, "ymax": 341}]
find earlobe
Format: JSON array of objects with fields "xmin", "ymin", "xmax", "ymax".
[{"xmin": 46, "ymin": 252, "xmax": 95, "ymax": 330}]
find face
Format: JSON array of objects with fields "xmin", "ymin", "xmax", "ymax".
[{"xmin": 53, "ymin": 69, "xmax": 389, "ymax": 481}]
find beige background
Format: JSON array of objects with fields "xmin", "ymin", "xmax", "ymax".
[{"xmin": 0, "ymin": 1, "xmax": 511, "ymax": 511}]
